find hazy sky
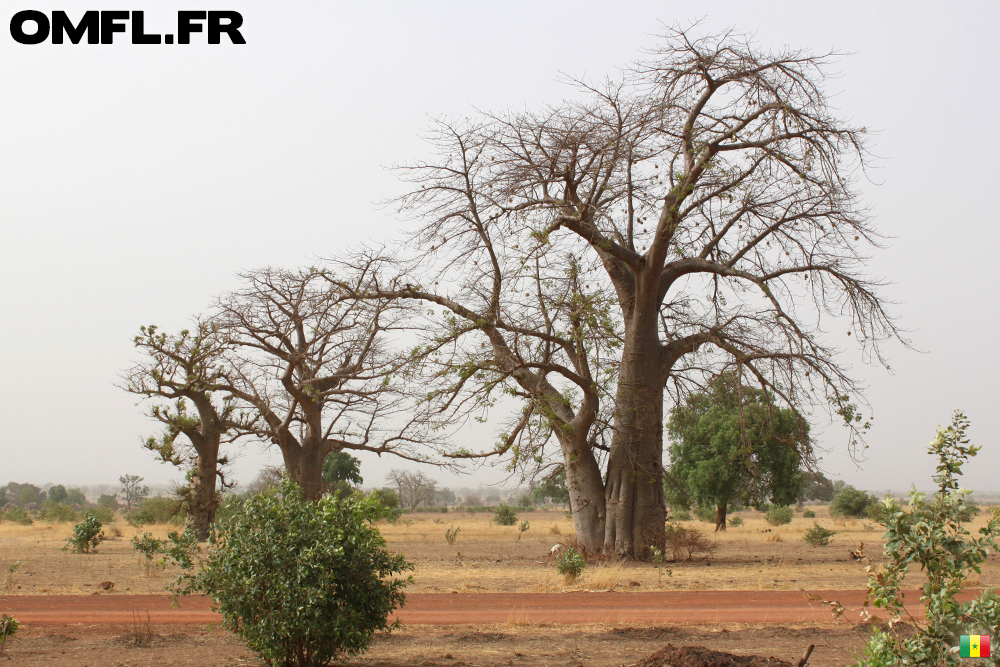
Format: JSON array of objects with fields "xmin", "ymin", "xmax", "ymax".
[{"xmin": 2, "ymin": 0, "xmax": 997, "ymax": 496}]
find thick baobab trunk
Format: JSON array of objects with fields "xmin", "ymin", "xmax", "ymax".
[
  {"xmin": 604, "ymin": 313, "xmax": 667, "ymax": 558},
  {"xmin": 558, "ymin": 432, "xmax": 606, "ymax": 553},
  {"xmin": 715, "ymin": 503, "xmax": 727, "ymax": 533},
  {"xmin": 282, "ymin": 444, "xmax": 327, "ymax": 501},
  {"xmin": 187, "ymin": 453, "xmax": 220, "ymax": 541}
]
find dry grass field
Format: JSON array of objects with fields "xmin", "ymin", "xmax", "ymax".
[{"xmin": 3, "ymin": 505, "xmax": 998, "ymax": 596}]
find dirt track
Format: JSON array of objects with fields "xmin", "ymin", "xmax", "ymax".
[{"xmin": 0, "ymin": 590, "xmax": 942, "ymax": 626}]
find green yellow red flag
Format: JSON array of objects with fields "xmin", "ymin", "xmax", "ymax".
[{"xmin": 960, "ymin": 634, "xmax": 991, "ymax": 658}]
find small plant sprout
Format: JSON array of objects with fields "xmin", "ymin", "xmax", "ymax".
[
  {"xmin": 517, "ymin": 520, "xmax": 530, "ymax": 542},
  {"xmin": 445, "ymin": 526, "xmax": 461, "ymax": 545},
  {"xmin": 650, "ymin": 547, "xmax": 673, "ymax": 585},
  {"xmin": 3, "ymin": 562, "xmax": 21, "ymax": 594},
  {"xmin": 556, "ymin": 547, "xmax": 585, "ymax": 583},
  {"xmin": 0, "ymin": 614, "xmax": 17, "ymax": 657}
]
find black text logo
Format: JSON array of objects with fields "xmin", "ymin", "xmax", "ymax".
[{"xmin": 10, "ymin": 10, "xmax": 245, "ymax": 45}]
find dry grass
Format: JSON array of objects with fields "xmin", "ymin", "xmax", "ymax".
[{"xmin": 2, "ymin": 506, "xmax": 998, "ymax": 596}]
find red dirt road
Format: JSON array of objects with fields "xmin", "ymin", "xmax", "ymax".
[{"xmin": 0, "ymin": 590, "xmax": 949, "ymax": 626}]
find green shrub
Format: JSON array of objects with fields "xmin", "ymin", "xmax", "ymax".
[
  {"xmin": 803, "ymin": 523, "xmax": 837, "ymax": 547},
  {"xmin": 176, "ymin": 477, "xmax": 411, "ymax": 667},
  {"xmin": 129, "ymin": 496, "xmax": 184, "ymax": 525},
  {"xmin": 0, "ymin": 614, "xmax": 18, "ymax": 657},
  {"xmin": 727, "ymin": 516, "xmax": 744, "ymax": 528},
  {"xmin": 492, "ymin": 503, "xmax": 518, "ymax": 526},
  {"xmin": 63, "ymin": 512, "xmax": 105, "ymax": 553},
  {"xmin": 517, "ymin": 519, "xmax": 530, "ymax": 541},
  {"xmin": 38, "ymin": 501, "xmax": 79, "ymax": 523},
  {"xmin": 445, "ymin": 526, "xmax": 460, "ymax": 545},
  {"xmin": 830, "ymin": 485, "xmax": 876, "ymax": 518},
  {"xmin": 1, "ymin": 507, "xmax": 32, "ymax": 525},
  {"xmin": 853, "ymin": 412, "xmax": 1000, "ymax": 666},
  {"xmin": 132, "ymin": 533, "xmax": 166, "ymax": 576},
  {"xmin": 671, "ymin": 509, "xmax": 692, "ymax": 521},
  {"xmin": 89, "ymin": 505, "xmax": 115, "ymax": 524},
  {"xmin": 765, "ymin": 505, "xmax": 794, "ymax": 526},
  {"xmin": 98, "ymin": 494, "xmax": 121, "ymax": 511},
  {"xmin": 556, "ymin": 547, "xmax": 585, "ymax": 581},
  {"xmin": 802, "ymin": 509, "xmax": 816, "ymax": 518},
  {"xmin": 693, "ymin": 505, "xmax": 716, "ymax": 523}
]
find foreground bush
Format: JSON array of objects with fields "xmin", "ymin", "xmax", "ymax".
[
  {"xmin": 803, "ymin": 523, "xmax": 837, "ymax": 547},
  {"xmin": 177, "ymin": 477, "xmax": 411, "ymax": 667},
  {"xmin": 556, "ymin": 547, "xmax": 585, "ymax": 581},
  {"xmin": 855, "ymin": 412, "xmax": 1000, "ymax": 666}
]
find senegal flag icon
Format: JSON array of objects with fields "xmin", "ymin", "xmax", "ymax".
[{"xmin": 960, "ymin": 634, "xmax": 991, "ymax": 658}]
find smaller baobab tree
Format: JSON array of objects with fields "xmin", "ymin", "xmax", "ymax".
[
  {"xmin": 215, "ymin": 267, "xmax": 445, "ymax": 500},
  {"xmin": 121, "ymin": 320, "xmax": 251, "ymax": 539}
]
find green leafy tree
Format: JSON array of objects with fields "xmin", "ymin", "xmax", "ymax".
[
  {"xmin": 856, "ymin": 412, "xmax": 1000, "ymax": 666},
  {"xmin": 98, "ymin": 494, "xmax": 121, "ymax": 511},
  {"xmin": 322, "ymin": 451, "xmax": 363, "ymax": 497},
  {"xmin": 0, "ymin": 488, "xmax": 6, "ymax": 506},
  {"xmin": 796, "ymin": 471, "xmax": 835, "ymax": 504},
  {"xmin": 176, "ymin": 477, "xmax": 411, "ymax": 667},
  {"xmin": 64, "ymin": 488, "xmax": 87, "ymax": 506},
  {"xmin": 493, "ymin": 503, "xmax": 518, "ymax": 526},
  {"xmin": 47, "ymin": 485, "xmax": 68, "ymax": 504},
  {"xmin": 830, "ymin": 484, "xmax": 876, "ymax": 518},
  {"xmin": 666, "ymin": 375, "xmax": 807, "ymax": 531},
  {"xmin": 532, "ymin": 469, "xmax": 570, "ymax": 506}
]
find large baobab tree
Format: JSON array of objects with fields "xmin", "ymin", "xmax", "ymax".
[
  {"xmin": 359, "ymin": 27, "xmax": 905, "ymax": 557},
  {"xmin": 215, "ymin": 267, "xmax": 442, "ymax": 500},
  {"xmin": 121, "ymin": 320, "xmax": 249, "ymax": 539}
]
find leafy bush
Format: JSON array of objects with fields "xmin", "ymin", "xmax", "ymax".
[
  {"xmin": 693, "ymin": 505, "xmax": 716, "ymax": 523},
  {"xmin": 556, "ymin": 547, "xmax": 585, "ymax": 581},
  {"xmin": 663, "ymin": 523, "xmax": 718, "ymax": 561},
  {"xmin": 0, "ymin": 614, "xmax": 17, "ymax": 657},
  {"xmin": 1, "ymin": 507, "xmax": 32, "ymax": 525},
  {"xmin": 854, "ymin": 412, "xmax": 1000, "ymax": 667},
  {"xmin": 38, "ymin": 501, "xmax": 79, "ymax": 523},
  {"xmin": 176, "ymin": 477, "xmax": 411, "ymax": 667},
  {"xmin": 517, "ymin": 519, "xmax": 530, "ymax": 541},
  {"xmin": 803, "ymin": 523, "xmax": 837, "ymax": 547},
  {"xmin": 957, "ymin": 502, "xmax": 981, "ymax": 523},
  {"xmin": 492, "ymin": 503, "xmax": 518, "ymax": 526},
  {"xmin": 132, "ymin": 533, "xmax": 166, "ymax": 576},
  {"xmin": 98, "ymin": 494, "xmax": 121, "ymax": 511},
  {"xmin": 765, "ymin": 505, "xmax": 794, "ymax": 526},
  {"xmin": 802, "ymin": 509, "xmax": 816, "ymax": 518},
  {"xmin": 129, "ymin": 496, "xmax": 184, "ymax": 525},
  {"xmin": 445, "ymin": 526, "xmax": 460, "ymax": 545},
  {"xmin": 89, "ymin": 505, "xmax": 115, "ymax": 524},
  {"xmin": 830, "ymin": 484, "xmax": 876, "ymax": 518},
  {"xmin": 671, "ymin": 509, "xmax": 692, "ymax": 521},
  {"xmin": 728, "ymin": 516, "xmax": 744, "ymax": 528},
  {"xmin": 63, "ymin": 512, "xmax": 104, "ymax": 553}
]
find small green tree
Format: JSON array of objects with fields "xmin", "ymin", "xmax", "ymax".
[
  {"xmin": 556, "ymin": 547, "xmax": 585, "ymax": 582},
  {"xmin": 856, "ymin": 412, "xmax": 1000, "ymax": 666},
  {"xmin": 176, "ymin": 477, "xmax": 411, "ymax": 667},
  {"xmin": 47, "ymin": 485, "xmax": 68, "ymax": 504},
  {"xmin": 492, "ymin": 503, "xmax": 518, "ymax": 526},
  {"xmin": 803, "ymin": 523, "xmax": 837, "ymax": 547},
  {"xmin": 119, "ymin": 475, "xmax": 149, "ymax": 512},
  {"xmin": 132, "ymin": 533, "xmax": 167, "ymax": 576},
  {"xmin": 666, "ymin": 374, "xmax": 807, "ymax": 532},
  {"xmin": 830, "ymin": 484, "xmax": 876, "ymax": 518},
  {"xmin": 63, "ymin": 512, "xmax": 105, "ymax": 553}
]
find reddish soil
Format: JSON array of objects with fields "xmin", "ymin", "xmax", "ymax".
[
  {"xmin": 0, "ymin": 589, "xmax": 943, "ymax": 626},
  {"xmin": 631, "ymin": 644, "xmax": 796, "ymax": 667}
]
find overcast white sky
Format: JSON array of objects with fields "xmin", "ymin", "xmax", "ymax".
[{"xmin": 1, "ymin": 0, "xmax": 997, "ymax": 496}]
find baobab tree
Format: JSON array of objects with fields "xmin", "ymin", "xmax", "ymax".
[
  {"xmin": 121, "ymin": 320, "xmax": 250, "ymax": 539},
  {"xmin": 353, "ymin": 26, "xmax": 905, "ymax": 557},
  {"xmin": 214, "ymin": 267, "xmax": 444, "ymax": 500}
]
